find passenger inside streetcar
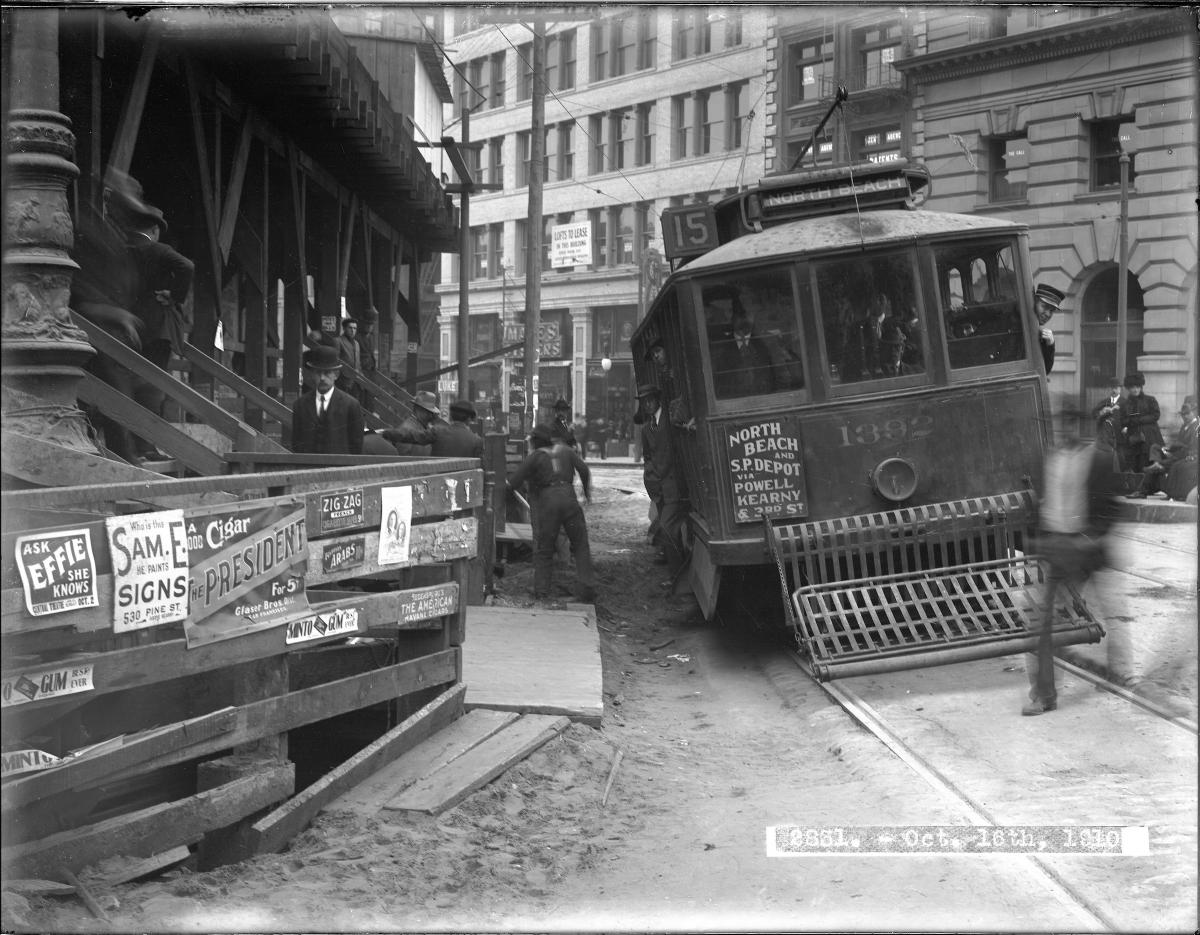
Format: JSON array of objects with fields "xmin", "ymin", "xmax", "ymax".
[{"xmin": 703, "ymin": 273, "xmax": 805, "ymax": 400}]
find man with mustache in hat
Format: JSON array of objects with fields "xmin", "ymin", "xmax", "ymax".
[
  {"xmin": 291, "ymin": 345, "xmax": 364, "ymax": 454},
  {"xmin": 1128, "ymin": 394, "xmax": 1194, "ymax": 500},
  {"xmin": 1032, "ymin": 283, "xmax": 1062, "ymax": 374},
  {"xmin": 382, "ymin": 390, "xmax": 445, "ymax": 456},
  {"xmin": 431, "ymin": 399, "xmax": 484, "ymax": 458},
  {"xmin": 506, "ymin": 423, "xmax": 596, "ymax": 603}
]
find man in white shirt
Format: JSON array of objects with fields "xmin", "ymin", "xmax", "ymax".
[{"xmin": 291, "ymin": 344, "xmax": 364, "ymax": 454}]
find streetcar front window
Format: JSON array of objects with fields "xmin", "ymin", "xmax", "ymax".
[
  {"xmin": 815, "ymin": 251, "xmax": 924, "ymax": 386},
  {"xmin": 699, "ymin": 266, "xmax": 806, "ymax": 400},
  {"xmin": 935, "ymin": 242, "xmax": 1026, "ymax": 369}
]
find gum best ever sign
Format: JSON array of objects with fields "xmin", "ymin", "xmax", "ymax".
[{"xmin": 183, "ymin": 498, "xmax": 310, "ymax": 647}]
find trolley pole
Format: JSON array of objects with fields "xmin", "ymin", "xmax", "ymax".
[
  {"xmin": 522, "ymin": 19, "xmax": 546, "ymax": 431},
  {"xmin": 457, "ymin": 103, "xmax": 471, "ymax": 402},
  {"xmin": 1116, "ymin": 148, "xmax": 1130, "ymax": 381}
]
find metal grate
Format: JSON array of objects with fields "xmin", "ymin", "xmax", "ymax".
[{"xmin": 766, "ymin": 493, "xmax": 1104, "ymax": 680}]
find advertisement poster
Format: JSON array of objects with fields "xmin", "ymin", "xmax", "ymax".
[
  {"xmin": 105, "ymin": 509, "xmax": 189, "ymax": 633},
  {"xmin": 183, "ymin": 499, "xmax": 310, "ymax": 647},
  {"xmin": 378, "ymin": 486, "xmax": 413, "ymax": 566},
  {"xmin": 1, "ymin": 749, "xmax": 63, "ymax": 778},
  {"xmin": 285, "ymin": 606, "xmax": 360, "ymax": 645},
  {"xmin": 318, "ymin": 487, "xmax": 364, "ymax": 534},
  {"xmin": 1, "ymin": 663, "xmax": 94, "ymax": 708},
  {"xmin": 725, "ymin": 417, "xmax": 809, "ymax": 523},
  {"xmin": 14, "ymin": 528, "xmax": 99, "ymax": 617}
]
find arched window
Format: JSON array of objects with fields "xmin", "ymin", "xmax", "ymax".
[{"xmin": 1079, "ymin": 266, "xmax": 1145, "ymax": 431}]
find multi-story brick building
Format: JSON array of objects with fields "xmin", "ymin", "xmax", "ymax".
[
  {"xmin": 440, "ymin": 6, "xmax": 1195, "ymax": 439},
  {"xmin": 890, "ymin": 6, "xmax": 1197, "ymax": 421},
  {"xmin": 436, "ymin": 8, "xmax": 770, "ymax": 443}
]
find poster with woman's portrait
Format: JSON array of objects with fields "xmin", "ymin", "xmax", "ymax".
[{"xmin": 378, "ymin": 485, "xmax": 413, "ymax": 566}]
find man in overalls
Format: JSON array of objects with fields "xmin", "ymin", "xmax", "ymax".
[{"xmin": 507, "ymin": 423, "xmax": 596, "ymax": 604}]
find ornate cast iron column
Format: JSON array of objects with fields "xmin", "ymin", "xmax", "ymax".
[{"xmin": 3, "ymin": 10, "xmax": 99, "ymax": 452}]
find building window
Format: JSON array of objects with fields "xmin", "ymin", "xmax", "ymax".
[
  {"xmin": 470, "ymin": 226, "xmax": 486, "ymax": 280},
  {"xmin": 559, "ymin": 29, "xmax": 577, "ymax": 89},
  {"xmin": 590, "ymin": 208, "xmax": 608, "ymax": 267},
  {"xmin": 515, "ymin": 218, "xmax": 528, "ymax": 276},
  {"xmin": 517, "ymin": 131, "xmax": 531, "ymax": 187},
  {"xmin": 728, "ymin": 81, "xmax": 750, "ymax": 150},
  {"xmin": 613, "ymin": 108, "xmax": 634, "ymax": 170},
  {"xmin": 968, "ymin": 8, "xmax": 1008, "ymax": 41},
  {"xmin": 589, "ymin": 114, "xmax": 606, "ymax": 174},
  {"xmin": 636, "ymin": 102, "xmax": 655, "ymax": 166},
  {"xmin": 724, "ymin": 10, "xmax": 743, "ymax": 47},
  {"xmin": 541, "ymin": 215, "xmax": 554, "ymax": 272},
  {"xmin": 672, "ymin": 94, "xmax": 695, "ymax": 160},
  {"xmin": 853, "ymin": 22, "xmax": 902, "ymax": 91},
  {"xmin": 591, "ymin": 22, "xmax": 608, "ymax": 81},
  {"xmin": 672, "ymin": 10, "xmax": 696, "ymax": 61},
  {"xmin": 488, "ymin": 223, "xmax": 504, "ymax": 278},
  {"xmin": 1091, "ymin": 118, "xmax": 1136, "ymax": 189},
  {"xmin": 613, "ymin": 16, "xmax": 636, "ymax": 77},
  {"xmin": 613, "ymin": 205, "xmax": 635, "ymax": 266},
  {"xmin": 517, "ymin": 42, "xmax": 533, "ymax": 101},
  {"xmin": 488, "ymin": 51, "xmax": 506, "ymax": 108},
  {"xmin": 988, "ymin": 136, "xmax": 1028, "ymax": 202},
  {"xmin": 637, "ymin": 9, "xmax": 657, "ymax": 69},
  {"xmin": 698, "ymin": 88, "xmax": 723, "ymax": 156},
  {"xmin": 788, "ymin": 32, "xmax": 834, "ymax": 106},
  {"xmin": 855, "ymin": 125, "xmax": 903, "ymax": 163},
  {"xmin": 787, "ymin": 137, "xmax": 835, "ymax": 169},
  {"xmin": 466, "ymin": 139, "xmax": 482, "ymax": 184},
  {"xmin": 636, "ymin": 201, "xmax": 654, "ymax": 258},
  {"xmin": 488, "ymin": 137, "xmax": 504, "ymax": 188},
  {"xmin": 560, "ymin": 123, "xmax": 575, "ymax": 180}
]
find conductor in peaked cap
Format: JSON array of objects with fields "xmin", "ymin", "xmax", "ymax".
[
  {"xmin": 382, "ymin": 389, "xmax": 445, "ymax": 456},
  {"xmin": 291, "ymin": 344, "xmax": 364, "ymax": 454},
  {"xmin": 1032, "ymin": 283, "xmax": 1064, "ymax": 374},
  {"xmin": 431, "ymin": 399, "xmax": 484, "ymax": 458},
  {"xmin": 637, "ymin": 383, "xmax": 687, "ymax": 576}
]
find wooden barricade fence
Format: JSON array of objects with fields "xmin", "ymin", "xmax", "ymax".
[{"xmin": 0, "ymin": 457, "xmax": 482, "ymax": 879}]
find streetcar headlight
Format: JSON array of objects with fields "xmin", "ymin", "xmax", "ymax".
[{"xmin": 871, "ymin": 457, "xmax": 918, "ymax": 502}]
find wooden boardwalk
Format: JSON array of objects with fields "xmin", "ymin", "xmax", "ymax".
[{"xmin": 463, "ymin": 604, "xmax": 604, "ymax": 727}]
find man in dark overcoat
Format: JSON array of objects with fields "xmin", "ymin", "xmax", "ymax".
[
  {"xmin": 638, "ymin": 384, "xmax": 687, "ymax": 574},
  {"xmin": 1128, "ymin": 395, "xmax": 1198, "ymax": 501},
  {"xmin": 431, "ymin": 400, "xmax": 484, "ymax": 458},
  {"xmin": 291, "ymin": 345, "xmax": 364, "ymax": 454},
  {"xmin": 382, "ymin": 390, "xmax": 443, "ymax": 455}
]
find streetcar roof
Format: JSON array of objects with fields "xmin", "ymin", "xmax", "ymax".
[{"xmin": 675, "ymin": 210, "xmax": 1026, "ymax": 275}]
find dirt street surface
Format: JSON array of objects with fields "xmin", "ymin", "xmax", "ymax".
[{"xmin": 11, "ymin": 467, "xmax": 1197, "ymax": 933}]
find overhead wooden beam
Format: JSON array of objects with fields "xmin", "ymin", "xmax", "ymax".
[
  {"xmin": 105, "ymin": 20, "xmax": 161, "ymax": 177},
  {"xmin": 338, "ymin": 192, "xmax": 360, "ymax": 300},
  {"xmin": 184, "ymin": 58, "xmax": 227, "ymax": 326},
  {"xmin": 217, "ymin": 107, "xmax": 256, "ymax": 263}
]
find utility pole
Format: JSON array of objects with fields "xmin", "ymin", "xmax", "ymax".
[
  {"xmin": 522, "ymin": 18, "xmax": 546, "ymax": 432},
  {"xmin": 457, "ymin": 102, "xmax": 472, "ymax": 401}
]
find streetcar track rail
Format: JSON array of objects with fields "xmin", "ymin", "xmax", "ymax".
[{"xmin": 785, "ymin": 647, "xmax": 1194, "ymax": 933}]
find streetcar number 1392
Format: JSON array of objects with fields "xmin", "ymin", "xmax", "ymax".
[{"xmin": 837, "ymin": 415, "xmax": 933, "ymax": 447}]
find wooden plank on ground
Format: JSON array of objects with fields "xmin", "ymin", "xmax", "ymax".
[
  {"xmin": 248, "ymin": 684, "xmax": 465, "ymax": 855},
  {"xmin": 341, "ymin": 708, "xmax": 520, "ymax": 815},
  {"xmin": 463, "ymin": 604, "xmax": 603, "ymax": 726},
  {"xmin": 387, "ymin": 714, "xmax": 570, "ymax": 815},
  {"xmin": 0, "ymin": 763, "xmax": 294, "ymax": 880},
  {"xmin": 82, "ymin": 845, "xmax": 192, "ymax": 887}
]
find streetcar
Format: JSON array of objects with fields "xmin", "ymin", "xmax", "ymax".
[{"xmin": 632, "ymin": 158, "xmax": 1103, "ymax": 679}]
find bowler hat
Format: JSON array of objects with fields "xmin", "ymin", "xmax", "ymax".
[
  {"xmin": 1182, "ymin": 395, "xmax": 1197, "ymax": 412},
  {"xmin": 1034, "ymin": 284, "xmax": 1064, "ymax": 309},
  {"xmin": 1123, "ymin": 371, "xmax": 1145, "ymax": 389},
  {"xmin": 529, "ymin": 423, "xmax": 554, "ymax": 444},
  {"xmin": 413, "ymin": 390, "xmax": 441, "ymax": 414},
  {"xmin": 450, "ymin": 399, "xmax": 476, "ymax": 419},
  {"xmin": 303, "ymin": 345, "xmax": 341, "ymax": 370},
  {"xmin": 635, "ymin": 384, "xmax": 662, "ymax": 399},
  {"xmin": 553, "ymin": 398, "xmax": 570, "ymax": 411}
]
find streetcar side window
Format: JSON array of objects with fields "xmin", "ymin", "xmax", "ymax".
[
  {"xmin": 815, "ymin": 251, "xmax": 924, "ymax": 386},
  {"xmin": 936, "ymin": 243, "xmax": 1026, "ymax": 369},
  {"xmin": 699, "ymin": 267, "xmax": 805, "ymax": 400}
]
